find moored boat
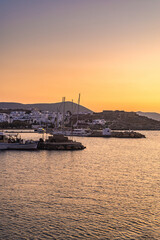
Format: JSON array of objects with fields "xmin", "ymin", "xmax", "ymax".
[
  {"xmin": 51, "ymin": 128, "xmax": 91, "ymax": 137},
  {"xmin": 0, "ymin": 132, "xmax": 38, "ymax": 150},
  {"xmin": 65, "ymin": 128, "xmax": 91, "ymax": 136}
]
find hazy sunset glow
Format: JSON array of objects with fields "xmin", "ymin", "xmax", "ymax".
[{"xmin": 1, "ymin": 0, "xmax": 160, "ymax": 112}]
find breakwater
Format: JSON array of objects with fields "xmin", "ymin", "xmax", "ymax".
[
  {"xmin": 38, "ymin": 141, "xmax": 85, "ymax": 150},
  {"xmin": 89, "ymin": 131, "xmax": 145, "ymax": 138},
  {"xmin": 38, "ymin": 134, "xmax": 86, "ymax": 150}
]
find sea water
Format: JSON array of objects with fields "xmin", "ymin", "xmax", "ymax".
[{"xmin": 0, "ymin": 131, "xmax": 159, "ymax": 239}]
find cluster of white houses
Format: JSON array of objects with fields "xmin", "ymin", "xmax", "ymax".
[
  {"xmin": 0, "ymin": 110, "xmax": 107, "ymax": 128},
  {"xmin": 0, "ymin": 111, "xmax": 63, "ymax": 126}
]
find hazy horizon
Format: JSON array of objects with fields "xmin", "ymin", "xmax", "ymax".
[{"xmin": 1, "ymin": 0, "xmax": 160, "ymax": 112}]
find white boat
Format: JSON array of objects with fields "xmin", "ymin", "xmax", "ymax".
[
  {"xmin": 0, "ymin": 132, "xmax": 38, "ymax": 150},
  {"xmin": 65, "ymin": 128, "xmax": 90, "ymax": 136},
  {"xmin": 51, "ymin": 129, "xmax": 65, "ymax": 135},
  {"xmin": 51, "ymin": 128, "xmax": 90, "ymax": 137}
]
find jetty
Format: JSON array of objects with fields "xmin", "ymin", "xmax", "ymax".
[
  {"xmin": 110, "ymin": 131, "xmax": 145, "ymax": 138},
  {"xmin": 38, "ymin": 134, "xmax": 86, "ymax": 150},
  {"xmin": 88, "ymin": 130, "xmax": 145, "ymax": 138}
]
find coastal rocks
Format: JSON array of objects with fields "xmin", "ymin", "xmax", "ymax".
[
  {"xmin": 38, "ymin": 141, "xmax": 86, "ymax": 150},
  {"xmin": 110, "ymin": 131, "xmax": 145, "ymax": 138},
  {"xmin": 88, "ymin": 130, "xmax": 145, "ymax": 138}
]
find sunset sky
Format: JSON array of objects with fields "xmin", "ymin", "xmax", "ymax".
[{"xmin": 1, "ymin": 0, "xmax": 160, "ymax": 112}]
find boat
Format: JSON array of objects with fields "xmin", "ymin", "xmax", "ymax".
[
  {"xmin": 0, "ymin": 132, "xmax": 38, "ymax": 150},
  {"xmin": 65, "ymin": 128, "xmax": 91, "ymax": 136},
  {"xmin": 34, "ymin": 127, "xmax": 45, "ymax": 133},
  {"xmin": 50, "ymin": 94, "xmax": 90, "ymax": 137},
  {"xmin": 51, "ymin": 128, "xmax": 91, "ymax": 137},
  {"xmin": 51, "ymin": 129, "xmax": 65, "ymax": 135}
]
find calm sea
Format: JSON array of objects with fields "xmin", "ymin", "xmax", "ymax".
[{"xmin": 0, "ymin": 131, "xmax": 160, "ymax": 239}]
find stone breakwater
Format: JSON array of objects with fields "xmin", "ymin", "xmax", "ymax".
[
  {"xmin": 88, "ymin": 131, "xmax": 146, "ymax": 138},
  {"xmin": 38, "ymin": 134, "xmax": 86, "ymax": 150},
  {"xmin": 110, "ymin": 131, "xmax": 145, "ymax": 138},
  {"xmin": 38, "ymin": 141, "xmax": 86, "ymax": 150}
]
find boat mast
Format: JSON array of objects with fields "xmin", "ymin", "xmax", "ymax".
[
  {"xmin": 71, "ymin": 99, "xmax": 74, "ymax": 139},
  {"xmin": 76, "ymin": 93, "xmax": 81, "ymax": 127},
  {"xmin": 62, "ymin": 97, "xmax": 65, "ymax": 130}
]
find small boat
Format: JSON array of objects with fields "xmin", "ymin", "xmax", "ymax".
[
  {"xmin": 0, "ymin": 132, "xmax": 38, "ymax": 150},
  {"xmin": 34, "ymin": 127, "xmax": 45, "ymax": 133}
]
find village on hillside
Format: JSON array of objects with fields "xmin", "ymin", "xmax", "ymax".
[{"xmin": 0, "ymin": 106, "xmax": 160, "ymax": 131}]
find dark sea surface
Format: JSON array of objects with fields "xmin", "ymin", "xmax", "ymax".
[{"xmin": 0, "ymin": 131, "xmax": 160, "ymax": 239}]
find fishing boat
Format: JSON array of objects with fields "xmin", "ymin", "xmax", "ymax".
[{"xmin": 0, "ymin": 132, "xmax": 38, "ymax": 150}]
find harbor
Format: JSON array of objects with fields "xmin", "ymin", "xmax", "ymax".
[
  {"xmin": 0, "ymin": 131, "xmax": 86, "ymax": 151},
  {"xmin": 0, "ymin": 129, "xmax": 145, "ymax": 152},
  {"xmin": 0, "ymin": 126, "xmax": 146, "ymax": 151},
  {"xmin": 1, "ymin": 1, "xmax": 160, "ymax": 239}
]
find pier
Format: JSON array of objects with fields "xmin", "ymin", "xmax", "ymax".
[
  {"xmin": 88, "ymin": 130, "xmax": 145, "ymax": 138},
  {"xmin": 37, "ymin": 134, "xmax": 86, "ymax": 150}
]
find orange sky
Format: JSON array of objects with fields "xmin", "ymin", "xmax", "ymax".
[{"xmin": 1, "ymin": 0, "xmax": 160, "ymax": 112}]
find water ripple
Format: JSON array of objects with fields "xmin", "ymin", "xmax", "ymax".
[{"xmin": 0, "ymin": 131, "xmax": 160, "ymax": 239}]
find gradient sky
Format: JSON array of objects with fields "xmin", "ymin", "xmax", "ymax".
[{"xmin": 1, "ymin": 0, "xmax": 160, "ymax": 112}]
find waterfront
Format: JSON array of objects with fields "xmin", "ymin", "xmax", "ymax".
[{"xmin": 0, "ymin": 131, "xmax": 160, "ymax": 239}]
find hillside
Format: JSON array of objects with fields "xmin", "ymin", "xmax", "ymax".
[
  {"xmin": 74, "ymin": 110, "xmax": 160, "ymax": 130},
  {"xmin": 137, "ymin": 111, "xmax": 160, "ymax": 121},
  {"xmin": 0, "ymin": 102, "xmax": 93, "ymax": 114},
  {"xmin": 1, "ymin": 102, "xmax": 160, "ymax": 130}
]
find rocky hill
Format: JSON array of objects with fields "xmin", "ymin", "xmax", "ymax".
[
  {"xmin": 75, "ymin": 110, "xmax": 160, "ymax": 130},
  {"xmin": 0, "ymin": 102, "xmax": 93, "ymax": 114},
  {"xmin": 137, "ymin": 111, "xmax": 160, "ymax": 121}
]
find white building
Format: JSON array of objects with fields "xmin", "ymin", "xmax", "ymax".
[
  {"xmin": 0, "ymin": 113, "xmax": 10, "ymax": 123},
  {"xmin": 92, "ymin": 119, "xmax": 106, "ymax": 125}
]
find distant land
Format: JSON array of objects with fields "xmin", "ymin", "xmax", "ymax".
[
  {"xmin": 0, "ymin": 102, "xmax": 160, "ymax": 130},
  {"xmin": 74, "ymin": 110, "xmax": 160, "ymax": 130},
  {"xmin": 0, "ymin": 102, "xmax": 160, "ymax": 120},
  {"xmin": 137, "ymin": 111, "xmax": 160, "ymax": 121},
  {"xmin": 0, "ymin": 102, "xmax": 93, "ymax": 114}
]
